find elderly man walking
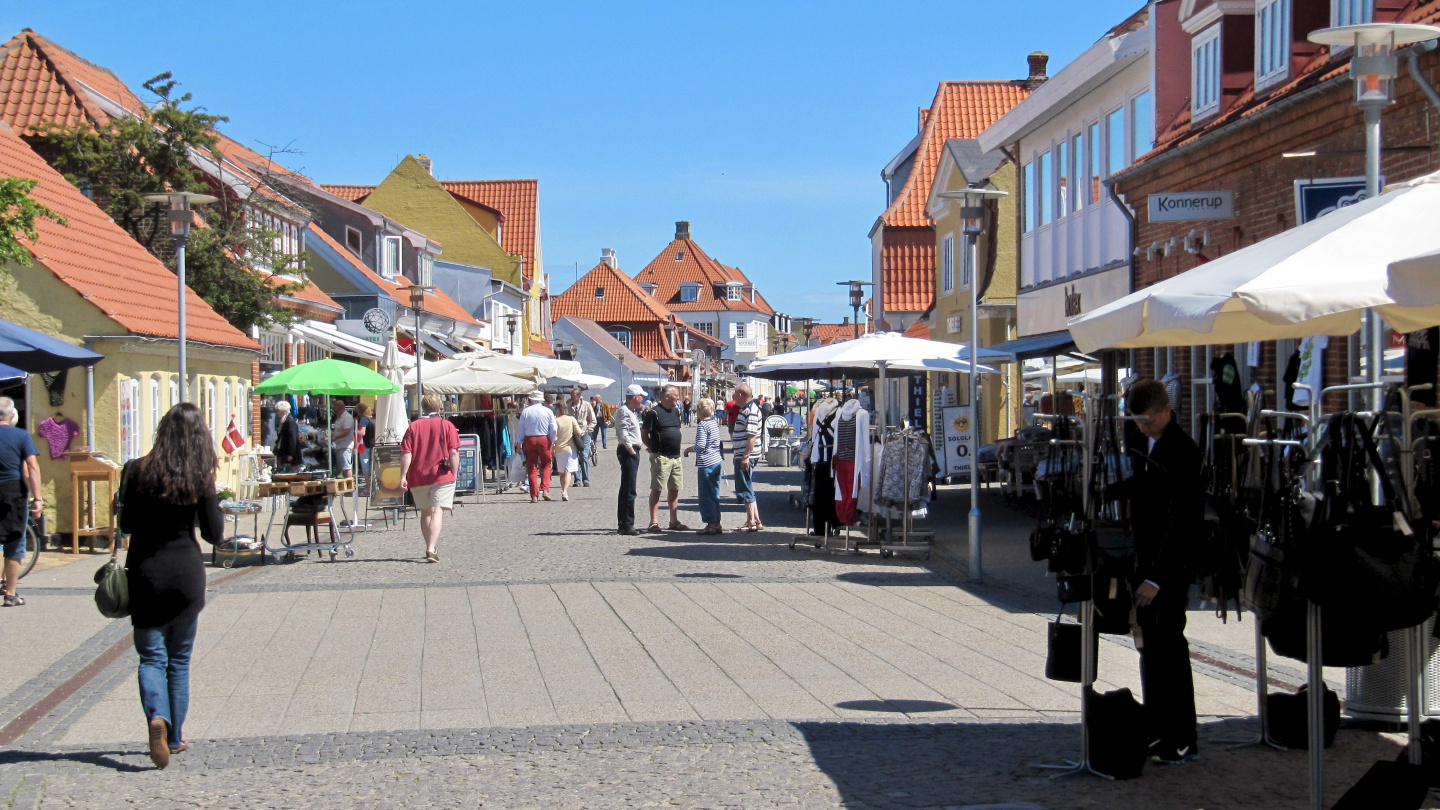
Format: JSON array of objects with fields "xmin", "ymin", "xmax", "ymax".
[
  {"xmin": 644, "ymin": 384, "xmax": 690, "ymax": 532},
  {"xmin": 569, "ymin": 387, "xmax": 597, "ymax": 487},
  {"xmin": 614, "ymin": 385, "xmax": 645, "ymax": 535},
  {"xmin": 518, "ymin": 390, "xmax": 558, "ymax": 502}
]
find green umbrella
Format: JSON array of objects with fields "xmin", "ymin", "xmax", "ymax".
[{"xmin": 256, "ymin": 358, "xmax": 400, "ymax": 395}]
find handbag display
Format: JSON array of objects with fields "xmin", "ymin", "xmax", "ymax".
[
  {"xmin": 1045, "ymin": 612, "xmax": 1096, "ymax": 683},
  {"xmin": 94, "ymin": 461, "xmax": 133, "ymax": 619},
  {"xmin": 1086, "ymin": 687, "xmax": 1147, "ymax": 780},
  {"xmin": 1266, "ymin": 683, "xmax": 1339, "ymax": 749}
]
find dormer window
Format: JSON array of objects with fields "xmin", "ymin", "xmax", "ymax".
[
  {"xmin": 675, "ymin": 251, "xmax": 685, "ymax": 261},
  {"xmin": 594, "ymin": 287, "xmax": 605, "ymax": 298},
  {"xmin": 379, "ymin": 234, "xmax": 402, "ymax": 280},
  {"xmin": 1333, "ymin": 0, "xmax": 1372, "ymax": 26},
  {"xmin": 1256, "ymin": 0, "xmax": 1291, "ymax": 89},
  {"xmin": 725, "ymin": 284, "xmax": 742, "ymax": 302},
  {"xmin": 639, "ymin": 282, "xmax": 658, "ymax": 296},
  {"xmin": 345, "ymin": 226, "xmax": 363, "ymax": 256},
  {"xmin": 1192, "ymin": 25, "xmax": 1222, "ymax": 120},
  {"xmin": 679, "ymin": 282, "xmax": 700, "ymax": 303}
]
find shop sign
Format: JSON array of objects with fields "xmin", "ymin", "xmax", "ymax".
[
  {"xmin": 1148, "ymin": 191, "xmax": 1234, "ymax": 222},
  {"xmin": 940, "ymin": 405, "xmax": 973, "ymax": 477},
  {"xmin": 908, "ymin": 375, "xmax": 927, "ymax": 430},
  {"xmin": 1295, "ymin": 177, "xmax": 1371, "ymax": 224},
  {"xmin": 455, "ymin": 434, "xmax": 479, "ymax": 495},
  {"xmin": 1018, "ymin": 265, "xmax": 1129, "ymax": 337}
]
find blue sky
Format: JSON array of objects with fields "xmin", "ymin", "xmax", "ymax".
[{"xmin": 5, "ymin": 1, "xmax": 1144, "ymax": 322}]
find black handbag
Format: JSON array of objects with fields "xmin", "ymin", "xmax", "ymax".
[
  {"xmin": 1029, "ymin": 523, "xmax": 1057, "ymax": 562},
  {"xmin": 1056, "ymin": 574, "xmax": 1091, "ymax": 604},
  {"xmin": 1263, "ymin": 600, "xmax": 1387, "ymax": 667},
  {"xmin": 1267, "ymin": 683, "xmax": 1340, "ymax": 749},
  {"xmin": 1045, "ymin": 612, "xmax": 1096, "ymax": 683},
  {"xmin": 1091, "ymin": 554, "xmax": 1135, "ymax": 636},
  {"xmin": 1086, "ymin": 687, "xmax": 1147, "ymax": 780}
]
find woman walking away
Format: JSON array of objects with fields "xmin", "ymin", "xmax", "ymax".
[
  {"xmin": 121, "ymin": 403, "xmax": 223, "ymax": 769},
  {"xmin": 684, "ymin": 398, "xmax": 724, "ymax": 534},
  {"xmin": 553, "ymin": 401, "xmax": 583, "ymax": 501}
]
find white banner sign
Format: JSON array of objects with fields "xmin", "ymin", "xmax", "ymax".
[
  {"xmin": 940, "ymin": 405, "xmax": 973, "ymax": 477},
  {"xmin": 1147, "ymin": 191, "xmax": 1235, "ymax": 222}
]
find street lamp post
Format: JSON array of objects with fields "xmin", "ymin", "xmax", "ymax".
[
  {"xmin": 505, "ymin": 313, "xmax": 521, "ymax": 355},
  {"xmin": 835, "ymin": 281, "xmax": 872, "ymax": 340},
  {"xmin": 409, "ymin": 285, "xmax": 432, "ymax": 409},
  {"xmin": 797, "ymin": 317, "xmax": 815, "ymax": 348},
  {"xmin": 145, "ymin": 191, "xmax": 217, "ymax": 402},
  {"xmin": 940, "ymin": 186, "xmax": 1007, "ymax": 583},
  {"xmin": 1308, "ymin": 22, "xmax": 1440, "ymax": 413}
]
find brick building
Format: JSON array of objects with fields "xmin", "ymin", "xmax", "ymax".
[{"xmin": 1108, "ymin": 0, "xmax": 1440, "ymax": 417}]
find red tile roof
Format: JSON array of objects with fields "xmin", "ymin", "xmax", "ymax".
[
  {"xmin": 634, "ymin": 235, "xmax": 773, "ymax": 315},
  {"xmin": 286, "ymin": 278, "xmax": 341, "ymax": 312},
  {"xmin": 876, "ymin": 80, "xmax": 1031, "ymax": 317},
  {"xmin": 527, "ymin": 337, "xmax": 554, "ymax": 356},
  {"xmin": 551, "ymin": 260, "xmax": 674, "ymax": 324},
  {"xmin": 0, "ymin": 122, "xmax": 256, "ymax": 350},
  {"xmin": 0, "ymin": 29, "xmax": 146, "ymax": 133},
  {"xmin": 319, "ymin": 180, "xmax": 542, "ymax": 282},
  {"xmin": 902, "ymin": 319, "xmax": 930, "ymax": 339},
  {"xmin": 307, "ymin": 224, "xmax": 479, "ymax": 326},
  {"xmin": 808, "ymin": 322, "xmax": 866, "ymax": 345}
]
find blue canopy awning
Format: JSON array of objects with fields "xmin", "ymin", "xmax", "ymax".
[
  {"xmin": 0, "ymin": 319, "xmax": 102, "ymax": 373},
  {"xmin": 988, "ymin": 331, "xmax": 1095, "ymax": 363}
]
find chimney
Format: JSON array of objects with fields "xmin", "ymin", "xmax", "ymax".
[
  {"xmin": 842, "ymin": 316, "xmax": 850, "ymax": 325},
  {"xmin": 600, "ymin": 248, "xmax": 617, "ymax": 268},
  {"xmin": 675, "ymin": 221, "xmax": 691, "ymax": 241},
  {"xmin": 416, "ymin": 154, "xmax": 433, "ymax": 175},
  {"xmin": 1025, "ymin": 52, "xmax": 1049, "ymax": 90}
]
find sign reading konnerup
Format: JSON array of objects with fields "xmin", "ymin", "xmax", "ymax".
[{"xmin": 1148, "ymin": 191, "xmax": 1235, "ymax": 222}]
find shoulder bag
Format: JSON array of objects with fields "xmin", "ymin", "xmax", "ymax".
[{"xmin": 94, "ymin": 461, "xmax": 134, "ymax": 618}]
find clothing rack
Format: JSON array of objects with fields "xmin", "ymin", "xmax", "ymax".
[{"xmin": 876, "ymin": 426, "xmax": 934, "ymax": 559}]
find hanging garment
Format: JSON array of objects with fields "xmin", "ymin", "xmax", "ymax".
[
  {"xmin": 874, "ymin": 431, "xmax": 933, "ymax": 519},
  {"xmin": 831, "ymin": 400, "xmax": 870, "ymax": 522},
  {"xmin": 1291, "ymin": 337, "xmax": 1327, "ymax": 407},
  {"xmin": 1210, "ymin": 353, "xmax": 1246, "ymax": 415},
  {"xmin": 808, "ymin": 413, "xmax": 840, "ymax": 534},
  {"xmin": 37, "ymin": 416, "xmax": 80, "ymax": 459}
]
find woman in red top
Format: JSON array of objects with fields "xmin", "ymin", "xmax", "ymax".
[{"xmin": 400, "ymin": 394, "xmax": 461, "ymax": 563}]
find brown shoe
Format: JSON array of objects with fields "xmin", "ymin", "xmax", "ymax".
[
  {"xmin": 148, "ymin": 717, "xmax": 170, "ymax": 769},
  {"xmin": 668, "ymin": 522, "xmax": 693, "ymax": 532}
]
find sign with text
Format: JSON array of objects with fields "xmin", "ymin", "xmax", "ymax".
[
  {"xmin": 908, "ymin": 374, "xmax": 927, "ymax": 430},
  {"xmin": 940, "ymin": 405, "xmax": 973, "ymax": 478},
  {"xmin": 456, "ymin": 433, "xmax": 479, "ymax": 495},
  {"xmin": 1148, "ymin": 191, "xmax": 1235, "ymax": 222},
  {"xmin": 1018, "ymin": 265, "xmax": 1130, "ymax": 337}
]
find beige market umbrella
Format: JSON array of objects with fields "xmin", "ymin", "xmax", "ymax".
[{"xmin": 374, "ymin": 340, "xmax": 410, "ymax": 445}]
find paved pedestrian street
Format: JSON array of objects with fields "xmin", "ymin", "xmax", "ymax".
[{"xmin": 0, "ymin": 445, "xmax": 1428, "ymax": 809}]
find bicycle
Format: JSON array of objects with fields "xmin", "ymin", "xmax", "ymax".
[{"xmin": 588, "ymin": 435, "xmax": 600, "ymax": 469}]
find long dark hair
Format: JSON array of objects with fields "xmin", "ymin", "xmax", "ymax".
[{"xmin": 137, "ymin": 403, "xmax": 218, "ymax": 504}]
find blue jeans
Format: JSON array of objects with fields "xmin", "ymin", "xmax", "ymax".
[
  {"xmin": 697, "ymin": 462, "xmax": 722, "ymax": 524},
  {"xmin": 134, "ymin": 616, "xmax": 198, "ymax": 749},
  {"xmin": 733, "ymin": 456, "xmax": 756, "ymax": 503},
  {"xmin": 595, "ymin": 423, "xmax": 607, "ymax": 449},
  {"xmin": 579, "ymin": 433, "xmax": 593, "ymax": 484}
]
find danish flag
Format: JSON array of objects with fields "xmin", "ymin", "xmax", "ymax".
[{"xmin": 222, "ymin": 415, "xmax": 244, "ymax": 454}]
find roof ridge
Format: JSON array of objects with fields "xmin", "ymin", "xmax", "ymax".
[{"xmin": 10, "ymin": 32, "xmax": 106, "ymax": 129}]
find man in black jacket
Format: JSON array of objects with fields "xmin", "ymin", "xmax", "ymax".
[{"xmin": 1119, "ymin": 380, "xmax": 1203, "ymax": 764}]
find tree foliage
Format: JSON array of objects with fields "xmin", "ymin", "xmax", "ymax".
[
  {"xmin": 30, "ymin": 73, "xmax": 304, "ymax": 330},
  {"xmin": 0, "ymin": 177, "xmax": 66, "ymax": 267}
]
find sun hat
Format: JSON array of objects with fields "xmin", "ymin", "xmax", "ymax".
[
  {"xmin": 625, "ymin": 384, "xmax": 645, "ymax": 397},
  {"xmin": 527, "ymin": 391, "xmax": 545, "ymax": 402}
]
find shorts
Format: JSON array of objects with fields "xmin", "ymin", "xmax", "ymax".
[
  {"xmin": 410, "ymin": 481, "xmax": 455, "ymax": 511},
  {"xmin": 650, "ymin": 454, "xmax": 683, "ymax": 492},
  {"xmin": 733, "ymin": 456, "xmax": 756, "ymax": 503},
  {"xmin": 2, "ymin": 533, "xmax": 25, "ymax": 562},
  {"xmin": 332, "ymin": 446, "xmax": 354, "ymax": 472},
  {"xmin": 555, "ymin": 448, "xmax": 579, "ymax": 474}
]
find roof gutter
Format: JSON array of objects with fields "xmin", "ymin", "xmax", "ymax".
[
  {"xmin": 1406, "ymin": 41, "xmax": 1440, "ymax": 117},
  {"xmin": 84, "ymin": 334, "xmax": 261, "ymax": 354}
]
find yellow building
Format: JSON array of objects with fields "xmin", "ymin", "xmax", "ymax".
[
  {"xmin": 0, "ymin": 122, "xmax": 258, "ymax": 537},
  {"xmin": 921, "ymin": 139, "xmax": 1024, "ymax": 447}
]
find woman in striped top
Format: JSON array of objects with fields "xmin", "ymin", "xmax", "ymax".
[{"xmin": 684, "ymin": 398, "xmax": 725, "ymax": 535}]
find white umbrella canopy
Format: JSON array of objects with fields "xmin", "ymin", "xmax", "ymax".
[
  {"xmin": 421, "ymin": 366, "xmax": 538, "ymax": 395},
  {"xmin": 1387, "ymin": 246, "xmax": 1440, "ymax": 320},
  {"xmin": 404, "ymin": 352, "xmax": 547, "ymax": 384},
  {"xmin": 748, "ymin": 332, "xmax": 1007, "ymax": 379},
  {"xmin": 1071, "ymin": 173, "xmax": 1440, "ymax": 353},
  {"xmin": 374, "ymin": 340, "xmax": 410, "ymax": 445}
]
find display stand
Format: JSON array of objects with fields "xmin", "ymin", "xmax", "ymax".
[
  {"xmin": 66, "ymin": 450, "xmax": 121, "ymax": 554},
  {"xmin": 257, "ymin": 476, "xmax": 356, "ymax": 564},
  {"xmin": 877, "ymin": 427, "xmax": 933, "ymax": 560}
]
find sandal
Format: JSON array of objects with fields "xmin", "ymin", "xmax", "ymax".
[
  {"xmin": 646, "ymin": 524, "xmax": 663, "ymax": 532},
  {"xmin": 731, "ymin": 523, "xmax": 755, "ymax": 533},
  {"xmin": 668, "ymin": 522, "xmax": 693, "ymax": 532},
  {"xmin": 169, "ymin": 742, "xmax": 188, "ymax": 755},
  {"xmin": 745, "ymin": 524, "xmax": 765, "ymax": 533},
  {"xmin": 3, "ymin": 594, "xmax": 24, "ymax": 607}
]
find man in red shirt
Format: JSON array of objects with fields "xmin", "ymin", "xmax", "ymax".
[
  {"xmin": 400, "ymin": 393, "xmax": 461, "ymax": 563},
  {"xmin": 724, "ymin": 396, "xmax": 740, "ymax": 436}
]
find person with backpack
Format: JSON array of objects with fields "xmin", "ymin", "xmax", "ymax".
[{"xmin": 1111, "ymin": 379, "xmax": 1203, "ymax": 765}]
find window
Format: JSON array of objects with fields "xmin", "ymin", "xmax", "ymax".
[
  {"xmin": 608, "ymin": 327, "xmax": 631, "ymax": 349},
  {"xmin": 149, "ymin": 378, "xmax": 160, "ymax": 444},
  {"xmin": 345, "ymin": 226, "xmax": 363, "ymax": 256},
  {"xmin": 1192, "ymin": 25, "xmax": 1222, "ymax": 119},
  {"xmin": 595, "ymin": 286, "xmax": 605, "ymax": 298},
  {"xmin": 1037, "ymin": 150, "xmax": 1052, "ymax": 226},
  {"xmin": 941, "ymin": 235, "xmax": 955, "ymax": 294},
  {"xmin": 206, "ymin": 381, "xmax": 217, "ymax": 435},
  {"xmin": 1071, "ymin": 132, "xmax": 1084, "ymax": 211},
  {"xmin": 1106, "ymin": 107, "xmax": 1127, "ymax": 176},
  {"xmin": 379, "ymin": 234, "xmax": 402, "ymax": 280},
  {"xmin": 1256, "ymin": 0, "xmax": 1291, "ymax": 87},
  {"xmin": 1088, "ymin": 122, "xmax": 1102, "ymax": 204},
  {"xmin": 1333, "ymin": 0, "xmax": 1371, "ymax": 26},
  {"xmin": 170, "ymin": 377, "xmax": 180, "ymax": 408},
  {"xmin": 119, "ymin": 378, "xmax": 140, "ymax": 464},
  {"xmin": 725, "ymin": 285, "xmax": 742, "ymax": 302},
  {"xmin": 1022, "ymin": 161, "xmax": 1035, "ymax": 232},
  {"xmin": 223, "ymin": 382, "xmax": 232, "ymax": 431},
  {"xmin": 679, "ymin": 283, "xmax": 699, "ymax": 303},
  {"xmin": 693, "ymin": 321, "xmax": 715, "ymax": 336},
  {"xmin": 235, "ymin": 382, "xmax": 247, "ymax": 439},
  {"xmin": 1056, "ymin": 144, "xmax": 1069, "ymax": 219},
  {"xmin": 418, "ymin": 252, "xmax": 434, "ymax": 288},
  {"xmin": 1131, "ymin": 91, "xmax": 1153, "ymax": 158},
  {"xmin": 675, "ymin": 251, "xmax": 685, "ymax": 261}
]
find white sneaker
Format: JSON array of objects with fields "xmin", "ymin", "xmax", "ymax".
[{"xmin": 562, "ymin": 493, "xmax": 570, "ymax": 501}]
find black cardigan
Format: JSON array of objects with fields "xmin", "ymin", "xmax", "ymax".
[
  {"xmin": 1112, "ymin": 418, "xmax": 1204, "ymax": 590},
  {"xmin": 120, "ymin": 465, "xmax": 224, "ymax": 629}
]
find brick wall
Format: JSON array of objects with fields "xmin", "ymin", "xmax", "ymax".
[{"xmin": 1115, "ymin": 48, "xmax": 1440, "ymax": 417}]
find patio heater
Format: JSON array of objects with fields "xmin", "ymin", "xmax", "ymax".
[
  {"xmin": 1307, "ymin": 22, "xmax": 1440, "ymax": 805},
  {"xmin": 941, "ymin": 186, "xmax": 1008, "ymax": 583},
  {"xmin": 145, "ymin": 191, "xmax": 217, "ymax": 403},
  {"xmin": 835, "ymin": 280, "xmax": 872, "ymax": 340}
]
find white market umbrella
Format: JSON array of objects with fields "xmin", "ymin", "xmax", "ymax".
[
  {"xmin": 1070, "ymin": 172, "xmax": 1440, "ymax": 354},
  {"xmin": 404, "ymin": 352, "xmax": 547, "ymax": 385},
  {"xmin": 374, "ymin": 340, "xmax": 411, "ymax": 445},
  {"xmin": 421, "ymin": 366, "xmax": 538, "ymax": 395},
  {"xmin": 748, "ymin": 332, "xmax": 1007, "ymax": 378}
]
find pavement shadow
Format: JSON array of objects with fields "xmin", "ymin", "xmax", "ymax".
[
  {"xmin": 0, "ymin": 748, "xmax": 149, "ymax": 772},
  {"xmin": 834, "ymin": 571, "xmax": 952, "ymax": 587},
  {"xmin": 833, "ymin": 699, "xmax": 959, "ymax": 713},
  {"xmin": 792, "ymin": 717, "xmax": 1411, "ymax": 809}
]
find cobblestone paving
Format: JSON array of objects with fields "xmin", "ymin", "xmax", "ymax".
[{"xmin": 3, "ymin": 437, "xmax": 1432, "ymax": 808}]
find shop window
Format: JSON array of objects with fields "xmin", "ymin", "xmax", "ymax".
[
  {"xmin": 1056, "ymin": 144, "xmax": 1068, "ymax": 219},
  {"xmin": 1131, "ymin": 90, "xmax": 1153, "ymax": 158},
  {"xmin": 1038, "ymin": 150, "xmax": 1052, "ymax": 227},
  {"xmin": 1088, "ymin": 122, "xmax": 1102, "ymax": 204},
  {"xmin": 941, "ymin": 235, "xmax": 955, "ymax": 295},
  {"xmin": 119, "ymin": 378, "xmax": 140, "ymax": 464},
  {"xmin": 1071, "ymin": 132, "xmax": 1084, "ymax": 212},
  {"xmin": 1332, "ymin": 0, "xmax": 1371, "ymax": 27},
  {"xmin": 1022, "ymin": 161, "xmax": 1035, "ymax": 232},
  {"xmin": 607, "ymin": 328, "xmax": 631, "ymax": 349},
  {"xmin": 1106, "ymin": 106, "xmax": 1127, "ymax": 175},
  {"xmin": 1257, "ymin": 0, "xmax": 1291, "ymax": 89},
  {"xmin": 1192, "ymin": 25, "xmax": 1222, "ymax": 119}
]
